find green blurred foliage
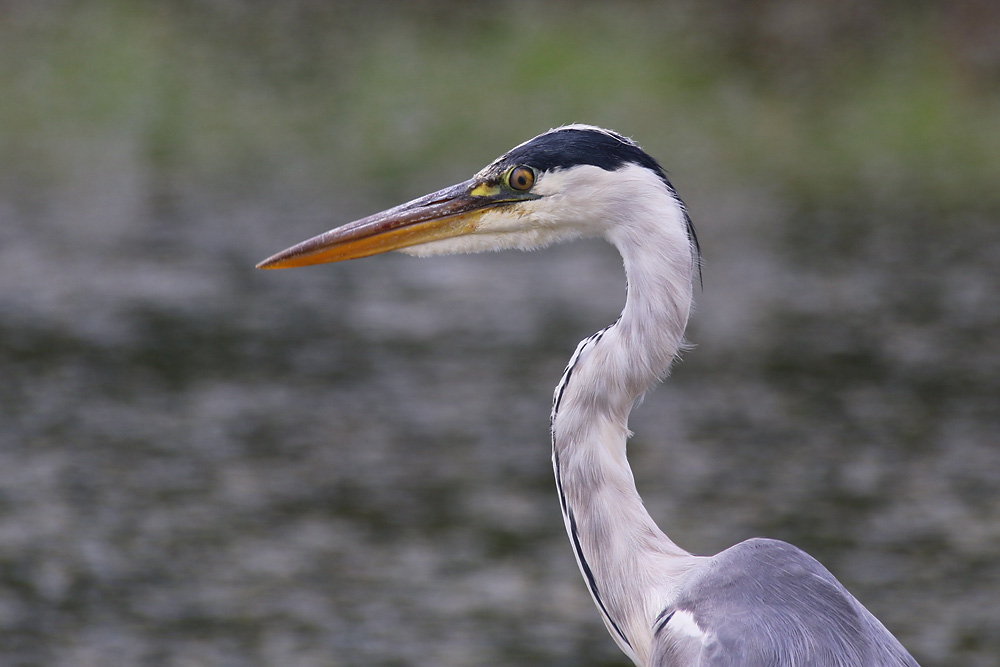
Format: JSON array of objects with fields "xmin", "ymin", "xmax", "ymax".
[{"xmin": 3, "ymin": 0, "xmax": 999, "ymax": 209}]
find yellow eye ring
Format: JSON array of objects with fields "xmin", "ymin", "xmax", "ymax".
[{"xmin": 507, "ymin": 166, "xmax": 535, "ymax": 191}]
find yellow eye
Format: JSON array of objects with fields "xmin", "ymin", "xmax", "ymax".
[{"xmin": 507, "ymin": 166, "xmax": 535, "ymax": 191}]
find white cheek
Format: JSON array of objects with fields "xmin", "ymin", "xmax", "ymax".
[{"xmin": 528, "ymin": 167, "xmax": 618, "ymax": 232}]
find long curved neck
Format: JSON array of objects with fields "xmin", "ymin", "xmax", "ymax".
[{"xmin": 550, "ymin": 185, "xmax": 698, "ymax": 666}]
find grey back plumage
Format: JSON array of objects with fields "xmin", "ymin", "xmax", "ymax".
[{"xmin": 650, "ymin": 539, "xmax": 919, "ymax": 666}]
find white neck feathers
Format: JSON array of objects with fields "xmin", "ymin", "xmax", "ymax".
[{"xmin": 549, "ymin": 165, "xmax": 699, "ymax": 666}]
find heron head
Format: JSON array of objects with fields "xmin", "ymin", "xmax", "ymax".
[{"xmin": 257, "ymin": 125, "xmax": 696, "ymax": 268}]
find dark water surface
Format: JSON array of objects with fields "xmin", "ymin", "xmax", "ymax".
[{"xmin": 3, "ymin": 174, "xmax": 999, "ymax": 666}]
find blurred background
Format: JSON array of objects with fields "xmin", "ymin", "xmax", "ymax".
[{"xmin": 2, "ymin": 1, "xmax": 999, "ymax": 665}]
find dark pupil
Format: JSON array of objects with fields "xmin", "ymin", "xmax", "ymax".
[{"xmin": 514, "ymin": 170, "xmax": 529, "ymax": 187}]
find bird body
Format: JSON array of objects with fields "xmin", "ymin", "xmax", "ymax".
[
  {"xmin": 652, "ymin": 538, "xmax": 915, "ymax": 666},
  {"xmin": 259, "ymin": 125, "xmax": 920, "ymax": 666}
]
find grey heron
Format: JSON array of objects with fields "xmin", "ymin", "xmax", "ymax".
[{"xmin": 258, "ymin": 125, "xmax": 919, "ymax": 666}]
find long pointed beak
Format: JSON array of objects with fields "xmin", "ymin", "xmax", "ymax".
[{"xmin": 257, "ymin": 178, "xmax": 508, "ymax": 269}]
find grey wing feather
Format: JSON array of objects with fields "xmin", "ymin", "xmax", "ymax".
[{"xmin": 650, "ymin": 538, "xmax": 919, "ymax": 667}]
